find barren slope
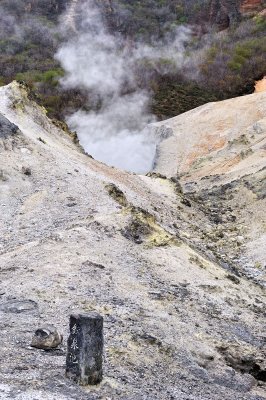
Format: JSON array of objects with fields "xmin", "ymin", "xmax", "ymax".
[
  {"xmin": 0, "ymin": 82, "xmax": 265, "ymax": 400},
  {"xmin": 153, "ymin": 93, "xmax": 266, "ymax": 287},
  {"xmin": 153, "ymin": 92, "xmax": 266, "ymax": 185}
]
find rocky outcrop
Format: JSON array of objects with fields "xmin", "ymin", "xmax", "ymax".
[
  {"xmin": 210, "ymin": 0, "xmax": 265, "ymax": 28},
  {"xmin": 210, "ymin": 0, "xmax": 241, "ymax": 29},
  {"xmin": 0, "ymin": 82, "xmax": 265, "ymax": 399},
  {"xmin": 240, "ymin": 0, "xmax": 266, "ymax": 15}
]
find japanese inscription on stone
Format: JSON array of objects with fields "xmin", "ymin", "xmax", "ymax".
[{"xmin": 66, "ymin": 312, "xmax": 103, "ymax": 386}]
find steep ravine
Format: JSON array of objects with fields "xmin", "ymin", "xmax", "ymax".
[{"xmin": 0, "ymin": 82, "xmax": 265, "ymax": 399}]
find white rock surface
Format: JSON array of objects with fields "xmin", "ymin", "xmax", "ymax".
[
  {"xmin": 153, "ymin": 92, "xmax": 266, "ymax": 189},
  {"xmin": 0, "ymin": 82, "xmax": 265, "ymax": 399}
]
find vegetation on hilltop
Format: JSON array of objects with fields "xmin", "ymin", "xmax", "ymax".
[
  {"xmin": 0, "ymin": 0, "xmax": 265, "ymax": 121},
  {"xmin": 98, "ymin": 0, "xmax": 210, "ymax": 38}
]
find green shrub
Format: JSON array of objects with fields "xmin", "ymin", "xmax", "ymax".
[
  {"xmin": 253, "ymin": 15, "xmax": 266, "ymax": 32},
  {"xmin": 228, "ymin": 60, "xmax": 242, "ymax": 71},
  {"xmin": 178, "ymin": 16, "xmax": 188, "ymax": 24},
  {"xmin": 40, "ymin": 69, "xmax": 64, "ymax": 85},
  {"xmin": 206, "ymin": 46, "xmax": 219, "ymax": 63}
]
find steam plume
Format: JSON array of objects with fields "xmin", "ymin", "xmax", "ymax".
[{"xmin": 56, "ymin": 0, "xmax": 191, "ymax": 173}]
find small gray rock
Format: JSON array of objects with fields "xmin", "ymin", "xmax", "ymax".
[
  {"xmin": 0, "ymin": 299, "xmax": 38, "ymax": 314},
  {"xmin": 31, "ymin": 325, "xmax": 63, "ymax": 350},
  {"xmin": 22, "ymin": 166, "xmax": 31, "ymax": 176}
]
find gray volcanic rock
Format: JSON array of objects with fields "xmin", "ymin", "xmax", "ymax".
[
  {"xmin": 0, "ymin": 299, "xmax": 38, "ymax": 314},
  {"xmin": 0, "ymin": 82, "xmax": 265, "ymax": 399},
  {"xmin": 31, "ymin": 325, "xmax": 63, "ymax": 350},
  {"xmin": 0, "ymin": 113, "xmax": 18, "ymax": 139}
]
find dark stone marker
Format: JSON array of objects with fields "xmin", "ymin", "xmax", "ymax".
[{"xmin": 66, "ymin": 312, "xmax": 103, "ymax": 386}]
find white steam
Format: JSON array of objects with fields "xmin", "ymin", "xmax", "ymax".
[
  {"xmin": 68, "ymin": 92, "xmax": 156, "ymax": 172},
  {"xmin": 56, "ymin": 0, "xmax": 191, "ymax": 173}
]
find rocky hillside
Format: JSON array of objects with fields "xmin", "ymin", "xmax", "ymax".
[
  {"xmin": 3, "ymin": 0, "xmax": 265, "ymax": 24},
  {"xmin": 153, "ymin": 91, "xmax": 266, "ymax": 283},
  {"xmin": 97, "ymin": 0, "xmax": 266, "ymax": 32},
  {"xmin": 0, "ymin": 81, "xmax": 265, "ymax": 399},
  {"xmin": 210, "ymin": 0, "xmax": 265, "ymax": 28},
  {"xmin": 241, "ymin": 0, "xmax": 266, "ymax": 15},
  {"xmin": 0, "ymin": 0, "xmax": 67, "ymax": 18}
]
